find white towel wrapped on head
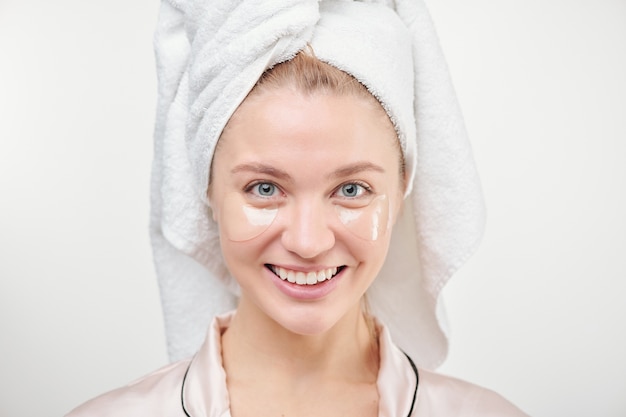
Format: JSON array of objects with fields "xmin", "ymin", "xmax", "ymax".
[{"xmin": 152, "ymin": 0, "xmax": 485, "ymax": 370}]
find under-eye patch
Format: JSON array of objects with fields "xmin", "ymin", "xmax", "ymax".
[
  {"xmin": 218, "ymin": 192, "xmax": 390, "ymax": 242},
  {"xmin": 334, "ymin": 195, "xmax": 390, "ymax": 241},
  {"xmin": 219, "ymin": 192, "xmax": 279, "ymax": 242}
]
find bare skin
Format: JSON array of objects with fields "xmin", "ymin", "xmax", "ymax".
[
  {"xmin": 211, "ymin": 88, "xmax": 403, "ymax": 417},
  {"xmin": 222, "ymin": 297, "xmax": 379, "ymax": 417}
]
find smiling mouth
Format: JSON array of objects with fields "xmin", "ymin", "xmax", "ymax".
[{"xmin": 266, "ymin": 265, "xmax": 345, "ymax": 285}]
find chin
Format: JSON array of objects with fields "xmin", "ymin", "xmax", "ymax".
[
  {"xmin": 266, "ymin": 302, "xmax": 359, "ymax": 337},
  {"xmin": 280, "ymin": 317, "xmax": 336, "ymax": 336}
]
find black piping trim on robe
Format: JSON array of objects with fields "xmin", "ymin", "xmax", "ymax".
[
  {"xmin": 403, "ymin": 352, "xmax": 420, "ymax": 417},
  {"xmin": 181, "ymin": 357, "xmax": 193, "ymax": 417},
  {"xmin": 180, "ymin": 352, "xmax": 420, "ymax": 417}
]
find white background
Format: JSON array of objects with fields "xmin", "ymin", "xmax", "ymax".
[{"xmin": 1, "ymin": 1, "xmax": 625, "ymax": 416}]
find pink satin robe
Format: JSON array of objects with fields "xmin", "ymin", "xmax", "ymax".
[{"xmin": 66, "ymin": 313, "xmax": 529, "ymax": 417}]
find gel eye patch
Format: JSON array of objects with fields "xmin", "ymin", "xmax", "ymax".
[{"xmin": 218, "ymin": 193, "xmax": 390, "ymax": 242}]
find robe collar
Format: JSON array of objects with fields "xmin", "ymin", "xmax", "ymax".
[{"xmin": 181, "ymin": 312, "xmax": 418, "ymax": 417}]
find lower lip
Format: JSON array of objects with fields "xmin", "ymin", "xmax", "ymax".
[{"xmin": 268, "ymin": 267, "xmax": 343, "ymax": 300}]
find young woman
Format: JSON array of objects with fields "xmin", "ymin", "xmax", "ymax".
[{"xmin": 67, "ymin": 1, "xmax": 528, "ymax": 416}]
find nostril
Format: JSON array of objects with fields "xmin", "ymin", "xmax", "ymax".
[
  {"xmin": 279, "ymin": 202, "xmax": 336, "ymax": 258},
  {"xmin": 281, "ymin": 227, "xmax": 335, "ymax": 259}
]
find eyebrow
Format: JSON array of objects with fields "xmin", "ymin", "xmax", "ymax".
[
  {"xmin": 231, "ymin": 163, "xmax": 293, "ymax": 182},
  {"xmin": 329, "ymin": 162, "xmax": 385, "ymax": 179},
  {"xmin": 230, "ymin": 161, "xmax": 385, "ymax": 181}
]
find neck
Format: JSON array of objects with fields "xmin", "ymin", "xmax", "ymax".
[{"xmin": 222, "ymin": 296, "xmax": 379, "ymax": 383}]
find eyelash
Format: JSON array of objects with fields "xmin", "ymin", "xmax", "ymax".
[
  {"xmin": 334, "ymin": 181, "xmax": 372, "ymax": 199},
  {"xmin": 243, "ymin": 180, "xmax": 373, "ymax": 199},
  {"xmin": 244, "ymin": 181, "xmax": 282, "ymax": 199}
]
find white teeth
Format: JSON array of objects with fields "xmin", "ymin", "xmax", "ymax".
[
  {"xmin": 318, "ymin": 270, "xmax": 327, "ymax": 281},
  {"xmin": 271, "ymin": 266, "xmax": 341, "ymax": 285}
]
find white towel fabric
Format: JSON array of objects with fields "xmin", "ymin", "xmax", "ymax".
[{"xmin": 151, "ymin": 0, "xmax": 485, "ymax": 370}]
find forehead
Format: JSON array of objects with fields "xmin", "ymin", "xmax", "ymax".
[{"xmin": 213, "ymin": 89, "xmax": 399, "ymax": 176}]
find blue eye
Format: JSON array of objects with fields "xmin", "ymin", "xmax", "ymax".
[
  {"xmin": 253, "ymin": 182, "xmax": 276, "ymax": 197},
  {"xmin": 339, "ymin": 183, "xmax": 364, "ymax": 198}
]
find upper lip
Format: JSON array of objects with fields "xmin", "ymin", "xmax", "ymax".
[{"xmin": 266, "ymin": 264, "xmax": 342, "ymax": 273}]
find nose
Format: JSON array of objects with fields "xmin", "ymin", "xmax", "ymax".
[{"xmin": 280, "ymin": 199, "xmax": 335, "ymax": 259}]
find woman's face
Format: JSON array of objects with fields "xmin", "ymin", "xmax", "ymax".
[{"xmin": 210, "ymin": 88, "xmax": 404, "ymax": 335}]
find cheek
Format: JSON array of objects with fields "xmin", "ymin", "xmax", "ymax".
[
  {"xmin": 335, "ymin": 195, "xmax": 391, "ymax": 241},
  {"xmin": 218, "ymin": 238, "xmax": 261, "ymax": 290},
  {"xmin": 343, "ymin": 229, "xmax": 393, "ymax": 270},
  {"xmin": 218, "ymin": 192, "xmax": 279, "ymax": 242},
  {"xmin": 217, "ymin": 224, "xmax": 278, "ymax": 279},
  {"xmin": 219, "ymin": 233, "xmax": 258, "ymax": 262}
]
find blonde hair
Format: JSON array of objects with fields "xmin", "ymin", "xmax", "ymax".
[
  {"xmin": 215, "ymin": 49, "xmax": 405, "ymax": 180},
  {"xmin": 254, "ymin": 48, "xmax": 380, "ymax": 102}
]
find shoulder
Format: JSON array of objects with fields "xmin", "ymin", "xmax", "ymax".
[
  {"xmin": 415, "ymin": 369, "xmax": 529, "ymax": 417},
  {"xmin": 65, "ymin": 359, "xmax": 191, "ymax": 417}
]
